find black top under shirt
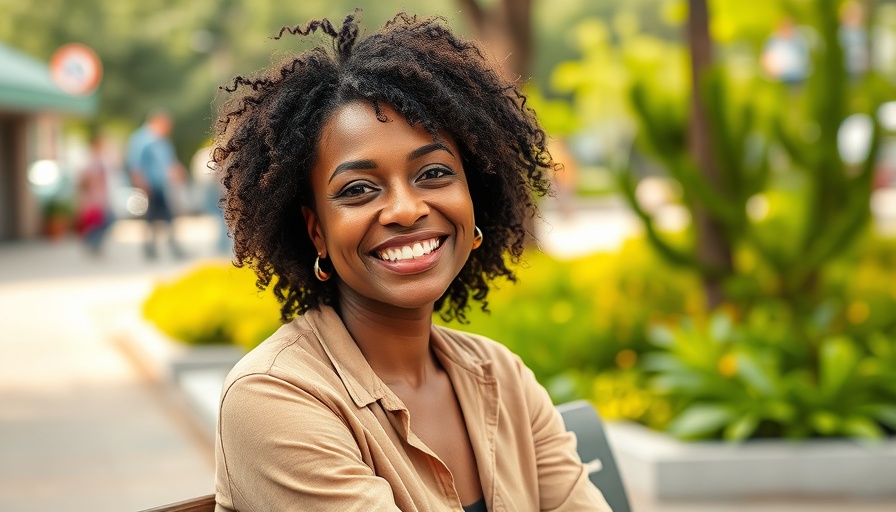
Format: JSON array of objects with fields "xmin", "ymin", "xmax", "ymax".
[{"xmin": 463, "ymin": 497, "xmax": 487, "ymax": 512}]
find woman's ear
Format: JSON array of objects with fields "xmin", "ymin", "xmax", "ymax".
[{"xmin": 301, "ymin": 206, "xmax": 326, "ymax": 257}]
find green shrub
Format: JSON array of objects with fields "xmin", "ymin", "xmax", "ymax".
[
  {"xmin": 643, "ymin": 306, "xmax": 896, "ymax": 441},
  {"xmin": 633, "ymin": 234, "xmax": 896, "ymax": 441},
  {"xmin": 439, "ymin": 237, "xmax": 702, "ymax": 383}
]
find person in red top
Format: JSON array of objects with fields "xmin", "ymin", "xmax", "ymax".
[{"xmin": 76, "ymin": 135, "xmax": 113, "ymax": 255}]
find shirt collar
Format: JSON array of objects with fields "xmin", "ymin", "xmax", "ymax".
[
  {"xmin": 300, "ymin": 305, "xmax": 385, "ymax": 408},
  {"xmin": 300, "ymin": 306, "xmax": 492, "ymax": 408}
]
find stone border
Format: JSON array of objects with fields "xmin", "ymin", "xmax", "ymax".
[
  {"xmin": 112, "ymin": 310, "xmax": 243, "ymax": 434},
  {"xmin": 606, "ymin": 421, "xmax": 896, "ymax": 500}
]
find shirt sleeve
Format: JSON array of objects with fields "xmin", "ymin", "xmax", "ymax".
[
  {"xmin": 216, "ymin": 373, "xmax": 402, "ymax": 512},
  {"xmin": 518, "ymin": 360, "xmax": 613, "ymax": 512}
]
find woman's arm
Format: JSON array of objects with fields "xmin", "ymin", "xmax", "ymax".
[{"xmin": 519, "ymin": 361, "xmax": 613, "ymax": 512}]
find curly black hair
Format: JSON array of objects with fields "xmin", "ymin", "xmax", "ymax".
[{"xmin": 213, "ymin": 11, "xmax": 554, "ymax": 323}]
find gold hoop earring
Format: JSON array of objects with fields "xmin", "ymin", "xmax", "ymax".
[
  {"xmin": 314, "ymin": 255, "xmax": 331, "ymax": 282},
  {"xmin": 472, "ymin": 226, "xmax": 483, "ymax": 250}
]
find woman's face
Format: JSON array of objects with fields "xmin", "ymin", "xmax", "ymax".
[{"xmin": 304, "ymin": 101, "xmax": 475, "ymax": 313}]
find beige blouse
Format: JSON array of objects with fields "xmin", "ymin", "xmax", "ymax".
[{"xmin": 214, "ymin": 306, "xmax": 611, "ymax": 511}]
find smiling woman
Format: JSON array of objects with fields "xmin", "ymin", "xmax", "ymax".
[{"xmin": 210, "ymin": 10, "xmax": 610, "ymax": 512}]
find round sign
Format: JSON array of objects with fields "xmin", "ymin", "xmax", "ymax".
[{"xmin": 49, "ymin": 43, "xmax": 102, "ymax": 96}]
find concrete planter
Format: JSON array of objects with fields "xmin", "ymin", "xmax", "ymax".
[
  {"xmin": 606, "ymin": 420, "xmax": 896, "ymax": 500},
  {"xmin": 113, "ymin": 310, "xmax": 243, "ymax": 432}
]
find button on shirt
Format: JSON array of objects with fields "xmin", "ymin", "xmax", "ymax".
[{"xmin": 214, "ymin": 306, "xmax": 611, "ymax": 511}]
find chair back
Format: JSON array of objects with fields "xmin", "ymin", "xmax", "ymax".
[{"xmin": 557, "ymin": 400, "xmax": 631, "ymax": 512}]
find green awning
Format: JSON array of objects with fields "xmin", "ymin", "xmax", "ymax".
[{"xmin": 0, "ymin": 42, "xmax": 97, "ymax": 116}]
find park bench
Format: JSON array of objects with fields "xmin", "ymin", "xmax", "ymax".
[{"xmin": 141, "ymin": 400, "xmax": 630, "ymax": 512}]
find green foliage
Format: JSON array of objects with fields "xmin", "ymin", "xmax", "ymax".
[
  {"xmin": 438, "ymin": 237, "xmax": 703, "ymax": 389},
  {"xmin": 143, "ymin": 262, "xmax": 281, "ymax": 350},
  {"xmin": 623, "ymin": 0, "xmax": 893, "ymax": 306},
  {"xmin": 644, "ymin": 304, "xmax": 896, "ymax": 441},
  {"xmin": 634, "ymin": 232, "xmax": 896, "ymax": 441}
]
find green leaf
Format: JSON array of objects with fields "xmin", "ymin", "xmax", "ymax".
[
  {"xmin": 735, "ymin": 351, "xmax": 778, "ymax": 396},
  {"xmin": 863, "ymin": 404, "xmax": 896, "ymax": 430},
  {"xmin": 809, "ymin": 411, "xmax": 841, "ymax": 435},
  {"xmin": 647, "ymin": 325, "xmax": 676, "ymax": 348},
  {"xmin": 819, "ymin": 337, "xmax": 860, "ymax": 398},
  {"xmin": 666, "ymin": 404, "xmax": 738, "ymax": 439},
  {"xmin": 651, "ymin": 372, "xmax": 710, "ymax": 394},
  {"xmin": 763, "ymin": 400, "xmax": 796, "ymax": 423},
  {"xmin": 640, "ymin": 353, "xmax": 684, "ymax": 373},
  {"xmin": 709, "ymin": 312, "xmax": 733, "ymax": 342},
  {"xmin": 723, "ymin": 413, "xmax": 759, "ymax": 441},
  {"xmin": 867, "ymin": 332, "xmax": 892, "ymax": 359},
  {"xmin": 841, "ymin": 416, "xmax": 884, "ymax": 440}
]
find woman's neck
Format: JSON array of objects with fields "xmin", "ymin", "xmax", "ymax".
[{"xmin": 337, "ymin": 291, "xmax": 438, "ymax": 389}]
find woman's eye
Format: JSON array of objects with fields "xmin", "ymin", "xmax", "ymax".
[
  {"xmin": 419, "ymin": 166, "xmax": 454, "ymax": 181},
  {"xmin": 338, "ymin": 183, "xmax": 376, "ymax": 198}
]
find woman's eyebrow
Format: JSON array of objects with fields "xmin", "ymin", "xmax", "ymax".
[
  {"xmin": 329, "ymin": 142, "xmax": 455, "ymax": 183},
  {"xmin": 408, "ymin": 142, "xmax": 454, "ymax": 161},
  {"xmin": 329, "ymin": 159, "xmax": 376, "ymax": 183}
]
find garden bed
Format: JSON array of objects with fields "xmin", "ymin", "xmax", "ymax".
[{"xmin": 607, "ymin": 420, "xmax": 896, "ymax": 500}]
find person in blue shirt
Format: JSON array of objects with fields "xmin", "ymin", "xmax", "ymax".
[{"xmin": 126, "ymin": 110, "xmax": 186, "ymax": 259}]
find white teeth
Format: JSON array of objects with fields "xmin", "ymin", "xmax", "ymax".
[{"xmin": 377, "ymin": 237, "xmax": 442, "ymax": 262}]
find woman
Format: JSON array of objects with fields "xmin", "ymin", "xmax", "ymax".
[{"xmin": 212, "ymin": 11, "xmax": 610, "ymax": 512}]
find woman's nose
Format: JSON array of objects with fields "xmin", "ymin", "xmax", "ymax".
[{"xmin": 379, "ymin": 185, "xmax": 430, "ymax": 226}]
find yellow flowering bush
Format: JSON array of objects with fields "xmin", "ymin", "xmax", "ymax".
[{"xmin": 143, "ymin": 261, "xmax": 282, "ymax": 351}]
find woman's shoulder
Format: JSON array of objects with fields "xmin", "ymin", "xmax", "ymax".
[{"xmin": 222, "ymin": 316, "xmax": 328, "ymax": 392}]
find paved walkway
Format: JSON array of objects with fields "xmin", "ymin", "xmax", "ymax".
[
  {"xmin": 1, "ymin": 212, "xmax": 895, "ymax": 511},
  {"xmin": 0, "ymin": 219, "xmax": 221, "ymax": 511}
]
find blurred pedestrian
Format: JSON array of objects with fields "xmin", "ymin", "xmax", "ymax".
[
  {"xmin": 75, "ymin": 134, "xmax": 114, "ymax": 255},
  {"xmin": 126, "ymin": 109, "xmax": 186, "ymax": 260},
  {"xmin": 840, "ymin": 1, "xmax": 869, "ymax": 78},
  {"xmin": 761, "ymin": 17, "xmax": 810, "ymax": 85}
]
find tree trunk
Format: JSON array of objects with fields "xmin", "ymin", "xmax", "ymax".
[
  {"xmin": 456, "ymin": 0, "xmax": 538, "ymax": 243},
  {"xmin": 455, "ymin": 0, "xmax": 533, "ymax": 82},
  {"xmin": 687, "ymin": 0, "xmax": 732, "ymax": 308}
]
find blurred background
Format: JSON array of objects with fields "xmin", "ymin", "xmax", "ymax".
[{"xmin": 2, "ymin": 0, "xmax": 896, "ymax": 510}]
